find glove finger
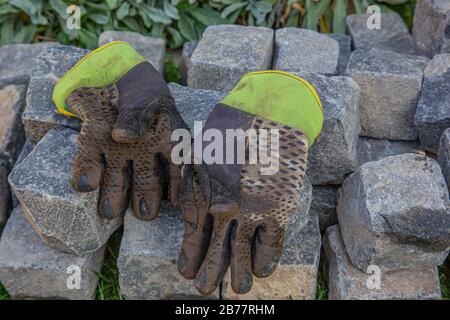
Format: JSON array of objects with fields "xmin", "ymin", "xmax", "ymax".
[
  {"xmin": 178, "ymin": 165, "xmax": 211, "ymax": 279},
  {"xmin": 112, "ymin": 61, "xmax": 170, "ymax": 144},
  {"xmin": 230, "ymin": 220, "xmax": 255, "ymax": 294},
  {"xmin": 131, "ymin": 157, "xmax": 163, "ymax": 221},
  {"xmin": 98, "ymin": 157, "xmax": 130, "ymax": 220},
  {"xmin": 194, "ymin": 216, "xmax": 234, "ymax": 296},
  {"xmin": 252, "ymin": 222, "xmax": 285, "ymax": 278},
  {"xmin": 67, "ymin": 89, "xmax": 105, "ymax": 193},
  {"xmin": 72, "ymin": 133, "xmax": 103, "ymax": 193},
  {"xmin": 168, "ymin": 163, "xmax": 181, "ymax": 208}
]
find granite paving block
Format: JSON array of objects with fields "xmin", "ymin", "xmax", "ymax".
[
  {"xmin": 23, "ymin": 45, "xmax": 86, "ymax": 144},
  {"xmin": 415, "ymin": 54, "xmax": 450, "ymax": 152},
  {"xmin": 274, "ymin": 28, "xmax": 339, "ymax": 75},
  {"xmin": 9, "ymin": 128, "xmax": 122, "ymax": 255},
  {"xmin": 188, "ymin": 25, "xmax": 273, "ymax": 91},
  {"xmin": 324, "ymin": 225, "xmax": 442, "ymax": 300},
  {"xmin": 98, "ymin": 31, "xmax": 165, "ymax": 74},
  {"xmin": 413, "ymin": 0, "xmax": 450, "ymax": 57},
  {"xmin": 337, "ymin": 154, "xmax": 450, "ymax": 271},
  {"xmin": 346, "ymin": 48, "xmax": 429, "ymax": 140},
  {"xmin": 0, "ymin": 206, "xmax": 104, "ymax": 300},
  {"xmin": 346, "ymin": 13, "xmax": 416, "ymax": 54}
]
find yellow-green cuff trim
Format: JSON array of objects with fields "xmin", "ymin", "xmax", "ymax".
[
  {"xmin": 52, "ymin": 41, "xmax": 146, "ymax": 117},
  {"xmin": 220, "ymin": 70, "xmax": 324, "ymax": 148}
]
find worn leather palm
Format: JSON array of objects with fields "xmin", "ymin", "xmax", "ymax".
[
  {"xmin": 66, "ymin": 62, "xmax": 186, "ymax": 220},
  {"xmin": 178, "ymin": 106, "xmax": 310, "ymax": 295}
]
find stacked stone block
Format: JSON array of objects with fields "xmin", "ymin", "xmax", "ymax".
[
  {"xmin": 325, "ymin": 154, "xmax": 449, "ymax": 299},
  {"xmin": 188, "ymin": 25, "xmax": 273, "ymax": 91}
]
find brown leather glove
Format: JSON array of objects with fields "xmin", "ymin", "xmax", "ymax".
[
  {"xmin": 66, "ymin": 62, "xmax": 186, "ymax": 220},
  {"xmin": 177, "ymin": 71, "xmax": 323, "ymax": 295},
  {"xmin": 178, "ymin": 105, "xmax": 310, "ymax": 295}
]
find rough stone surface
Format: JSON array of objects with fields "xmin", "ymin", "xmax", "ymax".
[
  {"xmin": 98, "ymin": 31, "xmax": 165, "ymax": 74},
  {"xmin": 327, "ymin": 33, "xmax": 352, "ymax": 75},
  {"xmin": 311, "ymin": 185, "xmax": 338, "ymax": 233},
  {"xmin": 337, "ymin": 153, "xmax": 450, "ymax": 271},
  {"xmin": 274, "ymin": 28, "xmax": 339, "ymax": 75},
  {"xmin": 8, "ymin": 128, "xmax": 122, "ymax": 255},
  {"xmin": 0, "ymin": 155, "xmax": 11, "ymax": 230},
  {"xmin": 438, "ymin": 128, "xmax": 450, "ymax": 191},
  {"xmin": 324, "ymin": 225, "xmax": 442, "ymax": 300},
  {"xmin": 119, "ymin": 177, "xmax": 312, "ymax": 300},
  {"xmin": 0, "ymin": 206, "xmax": 104, "ymax": 300},
  {"xmin": 23, "ymin": 45, "xmax": 86, "ymax": 144},
  {"xmin": 357, "ymin": 137, "xmax": 423, "ymax": 167},
  {"xmin": 346, "ymin": 48, "xmax": 429, "ymax": 140},
  {"xmin": 0, "ymin": 84, "xmax": 26, "ymax": 162},
  {"xmin": 11, "ymin": 141, "xmax": 34, "ymax": 209},
  {"xmin": 346, "ymin": 13, "xmax": 417, "ymax": 55},
  {"xmin": 118, "ymin": 203, "xmax": 220, "ymax": 300},
  {"xmin": 188, "ymin": 25, "xmax": 273, "ymax": 91},
  {"xmin": 415, "ymin": 54, "xmax": 450, "ymax": 152},
  {"xmin": 0, "ymin": 42, "xmax": 60, "ymax": 85},
  {"xmin": 168, "ymin": 83, "xmax": 225, "ymax": 133},
  {"xmin": 413, "ymin": 0, "xmax": 450, "ymax": 57},
  {"xmin": 222, "ymin": 209, "xmax": 321, "ymax": 300},
  {"xmin": 181, "ymin": 41, "xmax": 198, "ymax": 85},
  {"xmin": 294, "ymin": 72, "xmax": 361, "ymax": 185}
]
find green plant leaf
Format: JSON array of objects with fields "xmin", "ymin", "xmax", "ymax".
[
  {"xmin": 0, "ymin": 4, "xmax": 19, "ymax": 15},
  {"xmin": 13, "ymin": 23, "xmax": 36, "ymax": 43},
  {"xmin": 89, "ymin": 13, "xmax": 109, "ymax": 25},
  {"xmin": 178, "ymin": 12, "xmax": 196, "ymax": 41},
  {"xmin": 49, "ymin": 0, "xmax": 67, "ymax": 18},
  {"xmin": 122, "ymin": 16, "xmax": 142, "ymax": 32},
  {"xmin": 189, "ymin": 6, "xmax": 227, "ymax": 26},
  {"xmin": 164, "ymin": 0, "xmax": 179, "ymax": 20},
  {"xmin": 304, "ymin": 0, "xmax": 331, "ymax": 30},
  {"xmin": 254, "ymin": 0, "xmax": 272, "ymax": 14},
  {"xmin": 138, "ymin": 8, "xmax": 152, "ymax": 28},
  {"xmin": 221, "ymin": 2, "xmax": 246, "ymax": 18},
  {"xmin": 286, "ymin": 10, "xmax": 299, "ymax": 27},
  {"xmin": 9, "ymin": 0, "xmax": 36, "ymax": 16},
  {"xmin": 143, "ymin": 4, "xmax": 172, "ymax": 25},
  {"xmin": 352, "ymin": 0, "xmax": 369, "ymax": 14},
  {"xmin": 116, "ymin": 2, "xmax": 129, "ymax": 20},
  {"xmin": 333, "ymin": 0, "xmax": 347, "ymax": 33},
  {"xmin": 77, "ymin": 29, "xmax": 98, "ymax": 49},
  {"xmin": 168, "ymin": 26, "xmax": 183, "ymax": 48},
  {"xmin": 106, "ymin": 0, "xmax": 120, "ymax": 9},
  {"xmin": 85, "ymin": 2, "xmax": 111, "ymax": 11},
  {"xmin": 150, "ymin": 22, "xmax": 165, "ymax": 37},
  {"xmin": 0, "ymin": 18, "xmax": 14, "ymax": 45}
]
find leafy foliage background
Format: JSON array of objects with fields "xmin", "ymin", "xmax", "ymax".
[{"xmin": 0, "ymin": 0, "xmax": 415, "ymax": 49}]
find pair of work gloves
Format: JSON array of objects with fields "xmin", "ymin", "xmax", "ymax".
[{"xmin": 52, "ymin": 42, "xmax": 323, "ymax": 295}]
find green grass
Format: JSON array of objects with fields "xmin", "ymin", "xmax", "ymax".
[
  {"xmin": 164, "ymin": 54, "xmax": 182, "ymax": 85},
  {"xmin": 0, "ymin": 281, "xmax": 10, "ymax": 300},
  {"xmin": 439, "ymin": 263, "xmax": 450, "ymax": 300},
  {"xmin": 316, "ymin": 267, "xmax": 328, "ymax": 300},
  {"xmin": 93, "ymin": 228, "xmax": 123, "ymax": 300}
]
